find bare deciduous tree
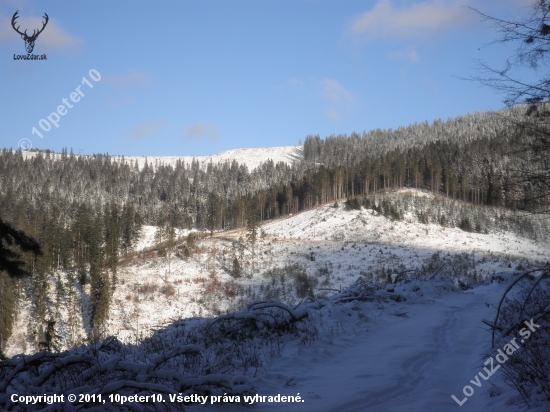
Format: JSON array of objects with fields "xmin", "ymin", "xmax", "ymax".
[{"xmin": 470, "ymin": 1, "xmax": 550, "ymax": 213}]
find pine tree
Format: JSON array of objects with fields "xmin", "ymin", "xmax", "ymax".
[
  {"xmin": 246, "ymin": 199, "xmax": 259, "ymax": 274},
  {"xmin": 232, "ymin": 256, "xmax": 241, "ymax": 278},
  {"xmin": 0, "ymin": 218, "xmax": 41, "ymax": 278},
  {"xmin": 0, "ymin": 272, "xmax": 15, "ymax": 354},
  {"xmin": 32, "ymin": 271, "xmax": 49, "ymax": 349},
  {"xmin": 104, "ymin": 203, "xmax": 121, "ymax": 285},
  {"xmin": 164, "ymin": 220, "xmax": 176, "ymax": 279},
  {"xmin": 65, "ymin": 270, "xmax": 81, "ymax": 347},
  {"xmin": 88, "ymin": 214, "xmax": 110, "ymax": 340},
  {"xmin": 121, "ymin": 204, "xmax": 141, "ymax": 255},
  {"xmin": 39, "ymin": 319, "xmax": 60, "ymax": 352},
  {"xmin": 91, "ymin": 270, "xmax": 110, "ymax": 341},
  {"xmin": 206, "ymin": 192, "xmax": 220, "ymax": 237}
]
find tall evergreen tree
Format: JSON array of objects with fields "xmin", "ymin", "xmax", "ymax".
[
  {"xmin": 88, "ymin": 214, "xmax": 110, "ymax": 340},
  {"xmin": 206, "ymin": 192, "xmax": 220, "ymax": 237},
  {"xmin": 0, "ymin": 218, "xmax": 41, "ymax": 355},
  {"xmin": 0, "ymin": 272, "xmax": 15, "ymax": 354},
  {"xmin": 0, "ymin": 218, "xmax": 41, "ymax": 278}
]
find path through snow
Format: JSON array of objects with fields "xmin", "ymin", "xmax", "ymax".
[{"xmin": 199, "ymin": 278, "xmax": 547, "ymax": 411}]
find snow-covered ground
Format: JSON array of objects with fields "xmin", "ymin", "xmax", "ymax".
[
  {"xmin": 230, "ymin": 276, "xmax": 548, "ymax": 412},
  {"xmin": 261, "ymin": 202, "xmax": 548, "ymax": 260},
  {"xmin": 101, "ymin": 201, "xmax": 550, "ymax": 411},
  {"xmin": 133, "ymin": 225, "xmax": 196, "ymax": 252},
  {"xmin": 21, "ymin": 145, "xmax": 303, "ymax": 171},
  {"xmin": 95, "ymin": 201, "xmax": 546, "ymax": 346},
  {"xmin": 8, "ymin": 197, "xmax": 547, "ymax": 355},
  {"xmin": 4, "ymin": 195, "xmax": 549, "ymax": 411}
]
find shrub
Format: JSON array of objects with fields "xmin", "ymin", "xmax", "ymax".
[
  {"xmin": 346, "ymin": 197, "xmax": 361, "ymax": 210},
  {"xmin": 159, "ymin": 285, "xmax": 175, "ymax": 298},
  {"xmin": 138, "ymin": 283, "xmax": 158, "ymax": 294},
  {"xmin": 224, "ymin": 282, "xmax": 237, "ymax": 297},
  {"xmin": 459, "ymin": 218, "xmax": 473, "ymax": 232},
  {"xmin": 420, "ymin": 212, "xmax": 429, "ymax": 224},
  {"xmin": 293, "ymin": 271, "xmax": 317, "ymax": 298},
  {"xmin": 493, "ymin": 271, "xmax": 550, "ymax": 402},
  {"xmin": 186, "ymin": 233, "xmax": 196, "ymax": 248},
  {"xmin": 232, "ymin": 257, "xmax": 241, "ymax": 278}
]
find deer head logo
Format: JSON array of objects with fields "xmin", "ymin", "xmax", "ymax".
[{"xmin": 11, "ymin": 11, "xmax": 49, "ymax": 54}]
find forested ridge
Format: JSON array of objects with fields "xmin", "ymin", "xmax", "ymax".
[
  {"xmin": 0, "ymin": 107, "xmax": 546, "ymax": 265},
  {"xmin": 0, "ymin": 106, "xmax": 548, "ymax": 352}
]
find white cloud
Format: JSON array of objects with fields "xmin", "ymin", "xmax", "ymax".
[
  {"xmin": 106, "ymin": 73, "xmax": 153, "ymax": 89},
  {"xmin": 391, "ymin": 45, "xmax": 420, "ymax": 62},
  {"xmin": 279, "ymin": 78, "xmax": 305, "ymax": 91},
  {"xmin": 184, "ymin": 121, "xmax": 219, "ymax": 142},
  {"xmin": 324, "ymin": 109, "xmax": 340, "ymax": 120},
  {"xmin": 280, "ymin": 77, "xmax": 356, "ymax": 121},
  {"xmin": 130, "ymin": 119, "xmax": 167, "ymax": 140},
  {"xmin": 320, "ymin": 78, "xmax": 355, "ymax": 105},
  {"xmin": 319, "ymin": 78, "xmax": 355, "ymax": 120},
  {"xmin": 349, "ymin": 0, "xmax": 472, "ymax": 40},
  {"xmin": 0, "ymin": 12, "xmax": 82, "ymax": 51},
  {"xmin": 106, "ymin": 94, "xmax": 134, "ymax": 107}
]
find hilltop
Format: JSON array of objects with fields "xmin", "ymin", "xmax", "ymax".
[{"xmin": 21, "ymin": 145, "xmax": 303, "ymax": 171}]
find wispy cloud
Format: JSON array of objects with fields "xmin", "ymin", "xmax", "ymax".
[
  {"xmin": 320, "ymin": 78, "xmax": 355, "ymax": 105},
  {"xmin": 278, "ymin": 78, "xmax": 305, "ymax": 91},
  {"xmin": 106, "ymin": 73, "xmax": 152, "ymax": 89},
  {"xmin": 319, "ymin": 78, "xmax": 355, "ymax": 120},
  {"xmin": 183, "ymin": 121, "xmax": 219, "ymax": 142},
  {"xmin": 324, "ymin": 109, "xmax": 340, "ymax": 120},
  {"xmin": 0, "ymin": 12, "xmax": 82, "ymax": 51},
  {"xmin": 391, "ymin": 45, "xmax": 420, "ymax": 62},
  {"xmin": 106, "ymin": 94, "xmax": 134, "ymax": 107},
  {"xmin": 349, "ymin": 0, "xmax": 472, "ymax": 40},
  {"xmin": 130, "ymin": 119, "xmax": 167, "ymax": 140},
  {"xmin": 279, "ymin": 77, "xmax": 356, "ymax": 121}
]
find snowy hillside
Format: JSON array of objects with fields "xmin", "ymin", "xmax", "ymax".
[
  {"xmin": 261, "ymin": 200, "xmax": 548, "ymax": 260},
  {"xmin": 247, "ymin": 274, "xmax": 550, "ymax": 412},
  {"xmin": 3, "ymin": 273, "xmax": 549, "ymax": 411},
  {"xmin": 6, "ymin": 193, "xmax": 548, "ymax": 356},
  {"xmin": 21, "ymin": 145, "xmax": 303, "ymax": 171},
  {"xmin": 3, "ymin": 191, "xmax": 549, "ymax": 411}
]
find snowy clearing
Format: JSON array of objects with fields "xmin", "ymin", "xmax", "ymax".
[
  {"xmin": 3, "ymin": 192, "xmax": 549, "ymax": 411},
  {"xmin": 21, "ymin": 146, "xmax": 303, "ymax": 171}
]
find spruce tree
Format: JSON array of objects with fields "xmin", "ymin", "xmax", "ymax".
[
  {"xmin": 0, "ymin": 218, "xmax": 41, "ymax": 354},
  {"xmin": 206, "ymin": 192, "xmax": 220, "ymax": 237},
  {"xmin": 0, "ymin": 218, "xmax": 41, "ymax": 278},
  {"xmin": 0, "ymin": 272, "xmax": 15, "ymax": 354},
  {"xmin": 88, "ymin": 214, "xmax": 110, "ymax": 340}
]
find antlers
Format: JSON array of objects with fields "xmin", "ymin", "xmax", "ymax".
[
  {"xmin": 11, "ymin": 10, "xmax": 49, "ymax": 40},
  {"xmin": 11, "ymin": 11, "xmax": 24, "ymax": 36}
]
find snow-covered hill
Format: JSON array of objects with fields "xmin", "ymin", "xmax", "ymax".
[
  {"xmin": 21, "ymin": 145, "xmax": 304, "ymax": 171},
  {"xmin": 7, "ymin": 192, "xmax": 548, "ymax": 354},
  {"xmin": 3, "ymin": 191, "xmax": 549, "ymax": 411}
]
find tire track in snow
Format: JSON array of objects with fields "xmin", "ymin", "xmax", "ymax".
[{"xmin": 327, "ymin": 295, "xmax": 484, "ymax": 412}]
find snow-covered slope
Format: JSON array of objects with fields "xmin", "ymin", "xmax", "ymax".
[
  {"xmin": 110, "ymin": 145, "xmax": 304, "ymax": 171},
  {"xmin": 261, "ymin": 202, "xmax": 548, "ymax": 260},
  {"xmin": 21, "ymin": 145, "xmax": 303, "ymax": 171},
  {"xmin": 4, "ymin": 194, "xmax": 549, "ymax": 411},
  {"xmin": 250, "ymin": 276, "xmax": 548, "ymax": 412}
]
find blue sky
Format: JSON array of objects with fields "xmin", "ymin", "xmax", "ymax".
[{"xmin": 0, "ymin": 0, "xmax": 535, "ymax": 156}]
